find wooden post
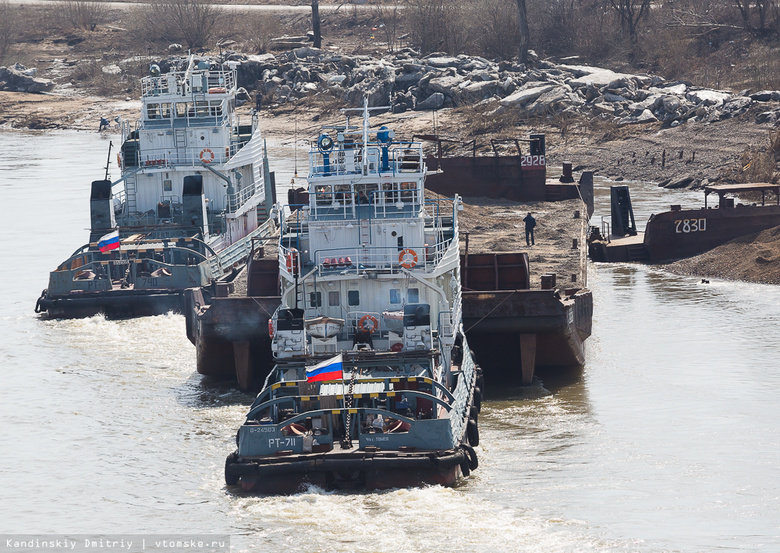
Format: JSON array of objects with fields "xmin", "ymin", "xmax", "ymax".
[
  {"xmin": 311, "ymin": 0, "xmax": 322, "ymax": 48},
  {"xmin": 519, "ymin": 333, "xmax": 536, "ymax": 385}
]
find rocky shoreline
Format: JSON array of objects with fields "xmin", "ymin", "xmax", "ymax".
[{"xmin": 2, "ymin": 46, "xmax": 780, "ymax": 286}]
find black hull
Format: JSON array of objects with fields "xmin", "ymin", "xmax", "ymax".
[
  {"xmin": 36, "ymin": 289, "xmax": 185, "ymax": 319},
  {"xmin": 226, "ymin": 446, "xmax": 476, "ymax": 494}
]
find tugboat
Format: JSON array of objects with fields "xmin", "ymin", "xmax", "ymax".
[
  {"xmin": 225, "ymin": 101, "xmax": 482, "ymax": 493},
  {"xmin": 35, "ymin": 55, "xmax": 276, "ymax": 319}
]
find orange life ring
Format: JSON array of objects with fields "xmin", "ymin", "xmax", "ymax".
[
  {"xmin": 267, "ymin": 319, "xmax": 274, "ymax": 339},
  {"xmin": 358, "ymin": 314, "xmax": 379, "ymax": 333},
  {"xmin": 399, "ymin": 248, "xmax": 418, "ymax": 268},
  {"xmin": 116, "ymin": 153, "xmax": 122, "ymax": 168},
  {"xmin": 199, "ymin": 148, "xmax": 215, "ymax": 163}
]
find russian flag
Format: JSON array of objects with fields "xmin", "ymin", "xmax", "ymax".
[
  {"xmin": 306, "ymin": 354, "xmax": 343, "ymax": 382},
  {"xmin": 98, "ymin": 230, "xmax": 120, "ymax": 253}
]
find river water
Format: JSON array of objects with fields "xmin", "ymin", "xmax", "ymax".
[{"xmin": 1, "ymin": 129, "xmax": 779, "ymax": 552}]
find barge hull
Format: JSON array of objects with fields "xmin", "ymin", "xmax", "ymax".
[{"xmin": 36, "ymin": 290, "xmax": 184, "ymax": 319}]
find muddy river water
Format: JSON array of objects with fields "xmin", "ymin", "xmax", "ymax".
[{"xmin": 1, "ymin": 129, "xmax": 778, "ymax": 552}]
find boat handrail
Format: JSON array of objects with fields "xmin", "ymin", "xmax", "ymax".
[
  {"xmin": 140, "ymin": 66, "xmax": 236, "ymax": 98},
  {"xmin": 212, "ymin": 219, "xmax": 276, "ymax": 277},
  {"xmin": 55, "ymin": 243, "xmax": 211, "ymax": 272},
  {"xmin": 250, "ymin": 374, "xmax": 455, "ymax": 413},
  {"xmin": 308, "ymin": 142, "xmax": 424, "ymax": 178},
  {"xmin": 278, "ymin": 241, "xmax": 452, "ymax": 279},
  {"xmin": 246, "ymin": 389, "xmax": 452, "ymax": 422}
]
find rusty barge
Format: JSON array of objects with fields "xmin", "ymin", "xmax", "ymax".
[
  {"xmin": 589, "ymin": 183, "xmax": 780, "ymax": 263},
  {"xmin": 185, "ymin": 133, "xmax": 594, "ymax": 390}
]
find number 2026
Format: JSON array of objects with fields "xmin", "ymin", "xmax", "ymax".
[{"xmin": 675, "ymin": 218, "xmax": 706, "ymax": 233}]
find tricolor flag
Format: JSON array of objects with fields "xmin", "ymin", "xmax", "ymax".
[
  {"xmin": 98, "ymin": 230, "xmax": 120, "ymax": 253},
  {"xmin": 305, "ymin": 354, "xmax": 343, "ymax": 382}
]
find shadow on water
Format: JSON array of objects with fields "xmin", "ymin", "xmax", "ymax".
[{"xmin": 173, "ymin": 372, "xmax": 256, "ymax": 409}]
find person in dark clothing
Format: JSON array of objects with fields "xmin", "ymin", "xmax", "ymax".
[
  {"xmin": 255, "ymin": 93, "xmax": 262, "ymax": 111},
  {"xmin": 98, "ymin": 116, "xmax": 110, "ymax": 132},
  {"xmin": 523, "ymin": 213, "xmax": 536, "ymax": 246}
]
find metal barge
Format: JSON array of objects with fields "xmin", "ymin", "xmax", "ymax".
[
  {"xmin": 589, "ymin": 183, "xmax": 780, "ymax": 262},
  {"xmin": 186, "ymin": 133, "xmax": 594, "ymax": 389}
]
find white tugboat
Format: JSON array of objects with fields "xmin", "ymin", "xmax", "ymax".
[
  {"xmin": 226, "ymin": 101, "xmax": 482, "ymax": 493},
  {"xmin": 36, "ymin": 55, "xmax": 275, "ymax": 319}
]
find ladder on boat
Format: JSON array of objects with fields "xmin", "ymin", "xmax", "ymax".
[{"xmin": 125, "ymin": 173, "xmax": 138, "ymax": 216}]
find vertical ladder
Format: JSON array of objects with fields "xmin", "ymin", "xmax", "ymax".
[
  {"xmin": 359, "ymin": 219, "xmax": 370, "ymax": 245},
  {"xmin": 125, "ymin": 173, "xmax": 137, "ymax": 216}
]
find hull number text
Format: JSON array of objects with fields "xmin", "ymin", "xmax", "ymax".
[
  {"xmin": 521, "ymin": 155, "xmax": 545, "ymax": 168},
  {"xmin": 675, "ymin": 218, "xmax": 707, "ymax": 234}
]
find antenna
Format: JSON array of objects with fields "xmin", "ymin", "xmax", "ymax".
[
  {"xmin": 294, "ymin": 118, "xmax": 298, "ymax": 179},
  {"xmin": 104, "ymin": 141, "xmax": 113, "ymax": 181}
]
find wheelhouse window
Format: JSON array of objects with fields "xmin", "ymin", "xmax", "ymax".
[
  {"xmin": 146, "ymin": 103, "xmax": 160, "ymax": 119},
  {"xmin": 175, "ymin": 103, "xmax": 190, "ymax": 118},
  {"xmin": 309, "ymin": 291, "xmax": 322, "ymax": 308}
]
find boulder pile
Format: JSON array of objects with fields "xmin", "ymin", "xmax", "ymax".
[
  {"xmin": 213, "ymin": 48, "xmax": 780, "ymax": 128},
  {"xmin": 0, "ymin": 64, "xmax": 55, "ymax": 93}
]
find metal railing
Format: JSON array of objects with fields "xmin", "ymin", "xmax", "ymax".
[
  {"xmin": 278, "ymin": 242, "xmax": 452, "ymax": 279},
  {"xmin": 309, "ymin": 143, "xmax": 424, "ymax": 178}
]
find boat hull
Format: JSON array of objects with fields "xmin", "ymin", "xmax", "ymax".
[
  {"xmin": 35, "ymin": 289, "xmax": 185, "ymax": 319},
  {"xmin": 226, "ymin": 447, "xmax": 471, "ymax": 493}
]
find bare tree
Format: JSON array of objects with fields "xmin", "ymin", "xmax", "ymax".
[
  {"xmin": 733, "ymin": 0, "xmax": 780, "ymax": 36},
  {"xmin": 371, "ymin": 1, "xmax": 403, "ymax": 52},
  {"xmin": 61, "ymin": 1, "xmax": 110, "ymax": 32},
  {"xmin": 515, "ymin": 0, "xmax": 530, "ymax": 63},
  {"xmin": 406, "ymin": 0, "xmax": 470, "ymax": 55},
  {"xmin": 0, "ymin": 0, "xmax": 17, "ymax": 63},
  {"xmin": 606, "ymin": 0, "xmax": 651, "ymax": 45},
  {"xmin": 140, "ymin": 0, "xmax": 222, "ymax": 50}
]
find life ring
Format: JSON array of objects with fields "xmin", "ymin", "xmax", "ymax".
[
  {"xmin": 199, "ymin": 148, "xmax": 215, "ymax": 163},
  {"xmin": 267, "ymin": 319, "xmax": 274, "ymax": 339},
  {"xmin": 116, "ymin": 153, "xmax": 122, "ymax": 168},
  {"xmin": 398, "ymin": 248, "xmax": 418, "ymax": 268},
  {"xmin": 358, "ymin": 314, "xmax": 379, "ymax": 333}
]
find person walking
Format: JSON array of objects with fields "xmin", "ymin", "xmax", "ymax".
[{"xmin": 523, "ymin": 213, "xmax": 536, "ymax": 246}]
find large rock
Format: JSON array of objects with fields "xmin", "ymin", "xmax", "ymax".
[
  {"xmin": 562, "ymin": 64, "xmax": 650, "ymax": 88},
  {"xmin": 686, "ymin": 89, "xmax": 730, "ymax": 107},
  {"xmin": 415, "ymin": 92, "xmax": 446, "ymax": 110},
  {"xmin": 425, "ymin": 56, "xmax": 461, "ymax": 69},
  {"xmin": 499, "ymin": 83, "xmax": 555, "ymax": 107},
  {"xmin": 0, "ymin": 65, "xmax": 55, "ymax": 93},
  {"xmin": 428, "ymin": 74, "xmax": 464, "ymax": 96}
]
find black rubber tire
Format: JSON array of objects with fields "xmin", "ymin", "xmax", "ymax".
[
  {"xmin": 462, "ymin": 443, "xmax": 479, "ymax": 471},
  {"xmin": 473, "ymin": 386, "xmax": 482, "ymax": 413},
  {"xmin": 476, "ymin": 367, "xmax": 485, "ymax": 391},
  {"xmin": 225, "ymin": 452, "xmax": 239, "ymax": 486},
  {"xmin": 460, "ymin": 456, "xmax": 471, "ymax": 477},
  {"xmin": 469, "ymin": 406, "xmax": 478, "ymax": 424},
  {"xmin": 467, "ymin": 418, "xmax": 479, "ymax": 447}
]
